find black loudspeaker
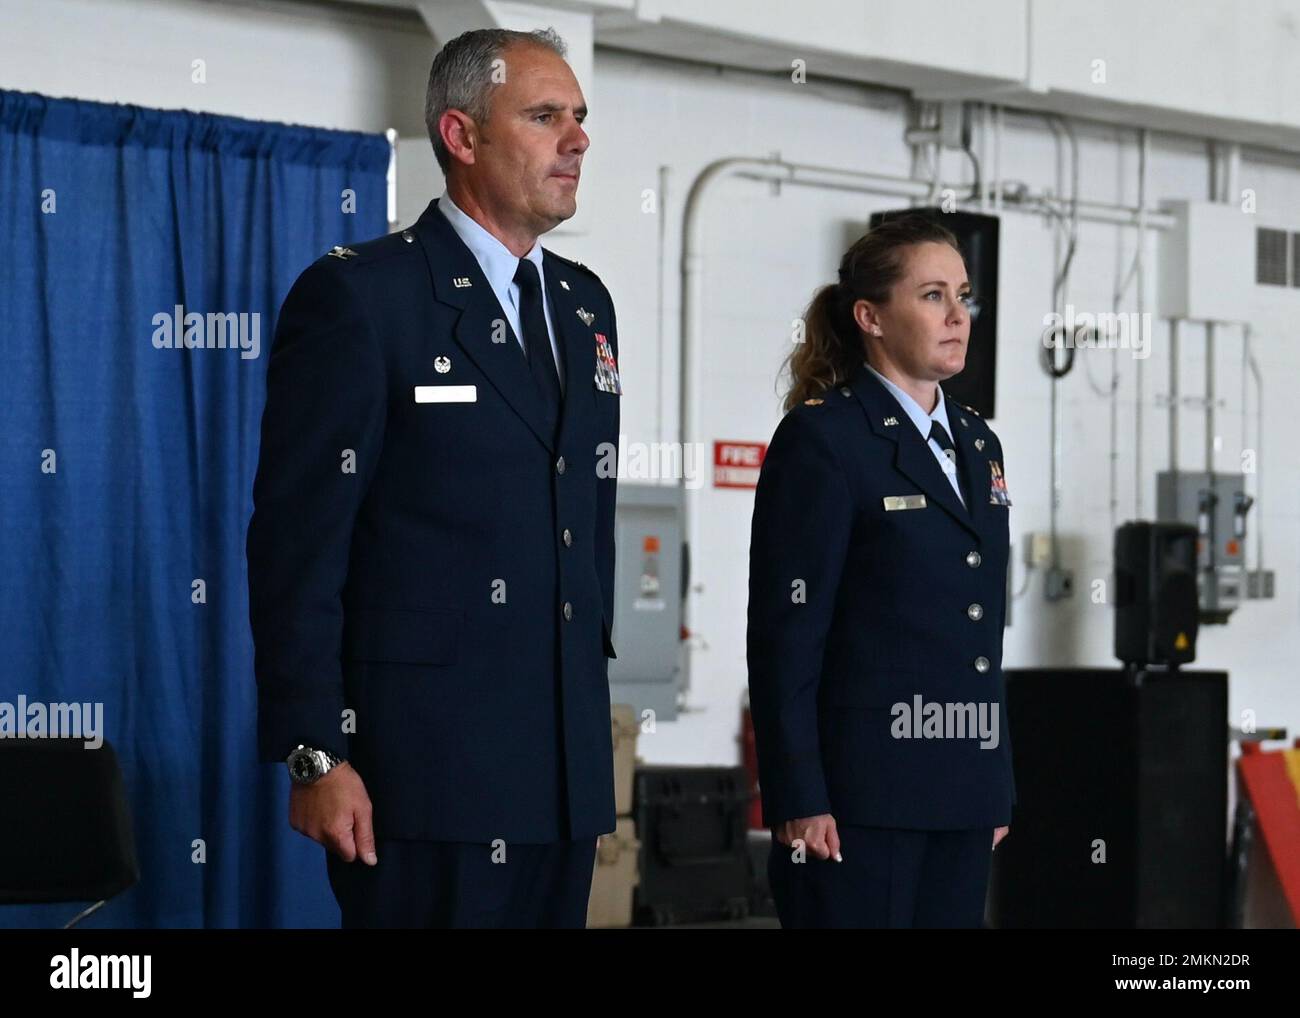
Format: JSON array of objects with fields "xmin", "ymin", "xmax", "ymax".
[
  {"xmin": 868, "ymin": 207, "xmax": 999, "ymax": 418},
  {"xmin": 989, "ymin": 668, "xmax": 1228, "ymax": 929},
  {"xmin": 1114, "ymin": 521, "xmax": 1199, "ymax": 667}
]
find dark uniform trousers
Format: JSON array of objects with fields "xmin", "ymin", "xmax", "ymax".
[
  {"xmin": 767, "ymin": 827, "xmax": 993, "ymax": 929},
  {"xmin": 327, "ymin": 839, "xmax": 598, "ymax": 929},
  {"xmin": 746, "ymin": 363, "xmax": 1016, "ymax": 930},
  {"xmin": 247, "ymin": 199, "xmax": 621, "ymax": 929}
]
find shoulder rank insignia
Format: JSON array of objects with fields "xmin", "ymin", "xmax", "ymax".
[
  {"xmin": 804, "ymin": 398, "xmax": 824, "ymax": 406},
  {"xmin": 327, "ymin": 245, "xmax": 358, "ymax": 260}
]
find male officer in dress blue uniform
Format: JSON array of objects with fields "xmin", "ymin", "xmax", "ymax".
[
  {"xmin": 748, "ymin": 316, "xmax": 1016, "ymax": 926},
  {"xmin": 246, "ymin": 27, "xmax": 620, "ymax": 927}
]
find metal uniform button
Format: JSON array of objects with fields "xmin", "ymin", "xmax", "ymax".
[
  {"xmin": 966, "ymin": 550, "xmax": 981, "ymax": 568},
  {"xmin": 967, "ymin": 603, "xmax": 984, "ymax": 621},
  {"xmin": 974, "ymin": 656, "xmax": 990, "ymax": 673},
  {"xmin": 556, "ymin": 456, "xmax": 566, "ymax": 475},
  {"xmin": 562, "ymin": 528, "xmax": 573, "ymax": 547},
  {"xmin": 563, "ymin": 602, "xmax": 573, "ymax": 621}
]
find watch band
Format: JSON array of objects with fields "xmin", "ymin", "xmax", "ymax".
[{"xmin": 286, "ymin": 744, "xmax": 344, "ymax": 785}]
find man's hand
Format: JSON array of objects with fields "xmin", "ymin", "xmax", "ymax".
[
  {"xmin": 992, "ymin": 825, "xmax": 1010, "ymax": 850},
  {"xmin": 288, "ymin": 762, "xmax": 378, "ymax": 865},
  {"xmin": 776, "ymin": 813, "xmax": 842, "ymax": 861}
]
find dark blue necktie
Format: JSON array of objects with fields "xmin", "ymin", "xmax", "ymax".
[
  {"xmin": 513, "ymin": 259, "xmax": 561, "ymax": 437},
  {"xmin": 928, "ymin": 420, "xmax": 968, "ymax": 509}
]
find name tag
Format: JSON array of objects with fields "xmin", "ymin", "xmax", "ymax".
[
  {"xmin": 414, "ymin": 385, "xmax": 477, "ymax": 404},
  {"xmin": 883, "ymin": 494, "xmax": 927, "ymax": 512}
]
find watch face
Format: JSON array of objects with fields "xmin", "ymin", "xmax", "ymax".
[{"xmin": 290, "ymin": 752, "xmax": 318, "ymax": 782}]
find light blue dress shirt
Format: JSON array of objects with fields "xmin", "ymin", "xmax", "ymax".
[
  {"xmin": 437, "ymin": 191, "xmax": 564, "ymax": 392},
  {"xmin": 863, "ymin": 360, "xmax": 965, "ymax": 507}
]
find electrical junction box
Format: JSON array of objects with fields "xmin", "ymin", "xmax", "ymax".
[
  {"xmin": 608, "ymin": 484, "xmax": 686, "ymax": 724},
  {"xmin": 1155, "ymin": 471, "xmax": 1251, "ymax": 621},
  {"xmin": 1157, "ymin": 200, "xmax": 1254, "ymax": 322}
]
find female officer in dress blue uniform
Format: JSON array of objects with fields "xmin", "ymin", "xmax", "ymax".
[{"xmin": 747, "ymin": 215, "xmax": 1015, "ymax": 928}]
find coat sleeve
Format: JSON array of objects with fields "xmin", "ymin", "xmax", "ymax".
[
  {"xmin": 746, "ymin": 408, "xmax": 854, "ymax": 826},
  {"xmin": 993, "ymin": 433, "xmax": 1017, "ymax": 808},
  {"xmin": 246, "ymin": 258, "xmax": 387, "ymax": 764},
  {"xmin": 594, "ymin": 288, "xmax": 619, "ymax": 657}
]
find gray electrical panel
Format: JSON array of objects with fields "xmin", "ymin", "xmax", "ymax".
[
  {"xmin": 608, "ymin": 484, "xmax": 686, "ymax": 722},
  {"xmin": 1155, "ymin": 471, "xmax": 1252, "ymax": 623}
]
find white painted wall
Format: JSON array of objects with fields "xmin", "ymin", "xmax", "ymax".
[{"xmin": 4, "ymin": 0, "xmax": 1297, "ymax": 774}]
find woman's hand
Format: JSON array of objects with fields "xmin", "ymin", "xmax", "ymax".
[
  {"xmin": 776, "ymin": 814, "xmax": 842, "ymax": 861},
  {"xmin": 992, "ymin": 825, "xmax": 1010, "ymax": 850}
]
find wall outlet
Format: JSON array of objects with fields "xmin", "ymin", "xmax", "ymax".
[{"xmin": 1024, "ymin": 532, "xmax": 1053, "ymax": 568}]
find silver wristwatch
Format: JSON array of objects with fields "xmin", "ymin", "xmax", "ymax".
[{"xmin": 286, "ymin": 744, "xmax": 344, "ymax": 785}]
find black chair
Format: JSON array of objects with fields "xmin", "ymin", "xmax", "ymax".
[{"xmin": 0, "ymin": 738, "xmax": 138, "ymax": 927}]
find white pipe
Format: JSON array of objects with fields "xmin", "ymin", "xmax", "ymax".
[
  {"xmin": 979, "ymin": 103, "xmax": 989, "ymax": 212},
  {"xmin": 730, "ymin": 167, "xmax": 1175, "ymax": 229},
  {"xmin": 1135, "ymin": 127, "xmax": 1148, "ymax": 517},
  {"xmin": 1169, "ymin": 317, "xmax": 1179, "ymax": 473},
  {"xmin": 1245, "ymin": 327, "xmax": 1264, "ymax": 574},
  {"xmin": 678, "ymin": 152, "xmax": 1181, "ymax": 637},
  {"xmin": 656, "ymin": 164, "xmax": 670, "ymax": 445},
  {"xmin": 994, "ymin": 104, "xmax": 1003, "ymax": 212}
]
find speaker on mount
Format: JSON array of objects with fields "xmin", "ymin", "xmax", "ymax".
[{"xmin": 1114, "ymin": 520, "xmax": 1199, "ymax": 668}]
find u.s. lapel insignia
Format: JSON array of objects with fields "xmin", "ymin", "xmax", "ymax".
[
  {"xmin": 883, "ymin": 416, "xmax": 898, "ymax": 426},
  {"xmin": 594, "ymin": 332, "xmax": 622, "ymax": 394},
  {"xmin": 974, "ymin": 437, "xmax": 985, "ymax": 451},
  {"xmin": 989, "ymin": 460, "xmax": 1012, "ymax": 507},
  {"xmin": 560, "ymin": 280, "xmax": 571, "ymax": 291},
  {"xmin": 452, "ymin": 276, "xmax": 472, "ymax": 288},
  {"xmin": 327, "ymin": 245, "xmax": 358, "ymax": 260},
  {"xmin": 577, "ymin": 307, "xmax": 595, "ymax": 327},
  {"xmin": 434, "ymin": 355, "xmax": 451, "ymax": 374}
]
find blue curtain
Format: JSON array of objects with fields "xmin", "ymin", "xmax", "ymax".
[{"xmin": 0, "ymin": 89, "xmax": 390, "ymax": 927}]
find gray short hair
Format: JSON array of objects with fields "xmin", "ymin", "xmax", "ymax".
[{"xmin": 425, "ymin": 27, "xmax": 568, "ymax": 174}]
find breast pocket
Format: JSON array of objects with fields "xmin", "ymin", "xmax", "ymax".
[
  {"xmin": 343, "ymin": 606, "xmax": 461, "ymax": 665},
  {"xmin": 593, "ymin": 378, "xmax": 621, "ymax": 406}
]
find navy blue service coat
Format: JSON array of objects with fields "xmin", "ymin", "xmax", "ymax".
[
  {"xmin": 747, "ymin": 363, "xmax": 1015, "ymax": 831},
  {"xmin": 247, "ymin": 199, "xmax": 619, "ymax": 843}
]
